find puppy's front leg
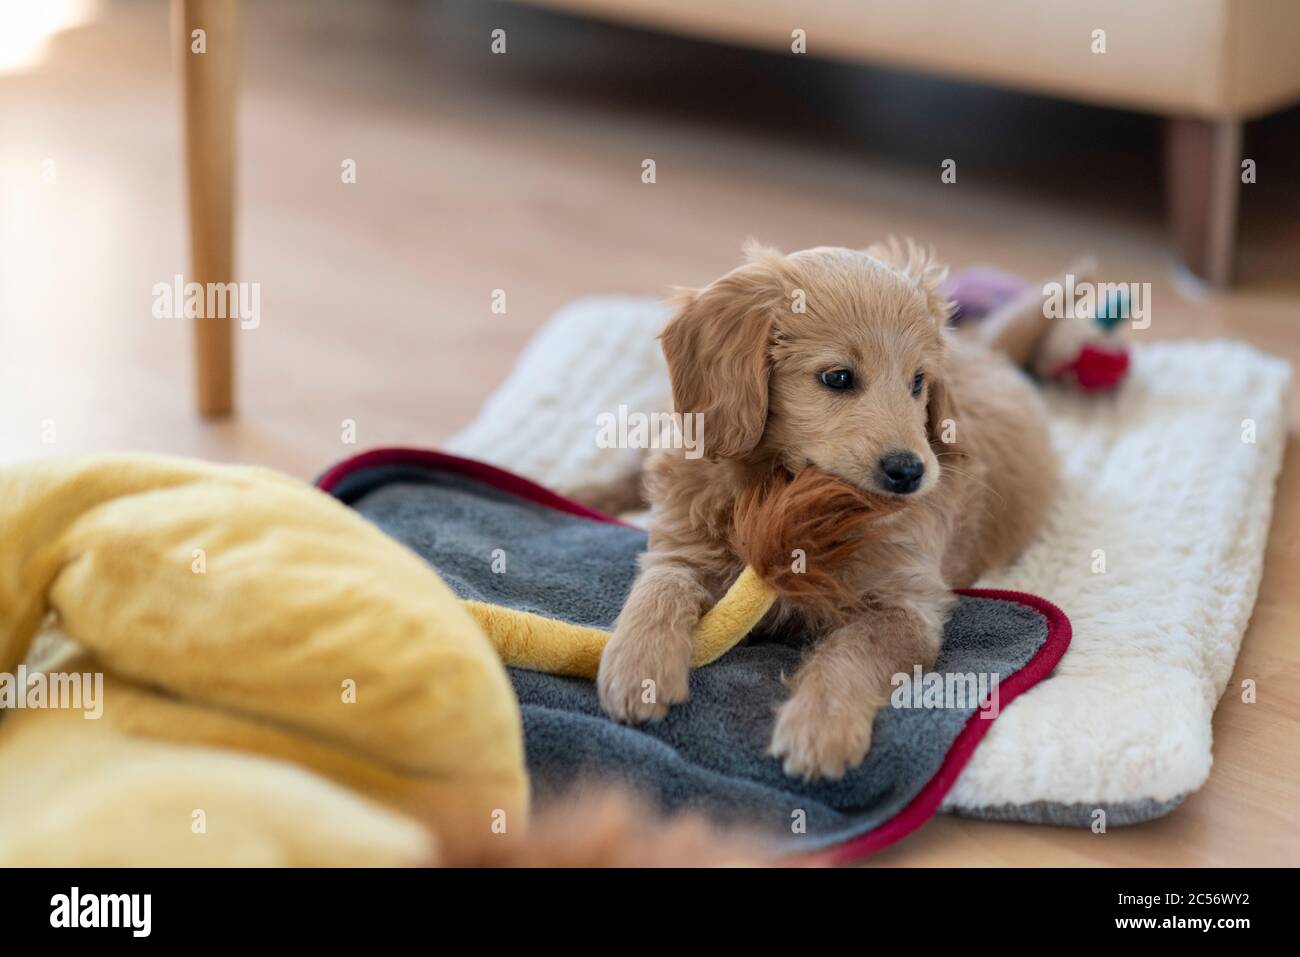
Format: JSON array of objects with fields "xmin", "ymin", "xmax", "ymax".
[
  {"xmin": 598, "ymin": 559, "xmax": 712, "ymax": 723},
  {"xmin": 770, "ymin": 602, "xmax": 945, "ymax": 780}
]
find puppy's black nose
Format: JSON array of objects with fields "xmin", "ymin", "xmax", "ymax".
[{"xmin": 879, "ymin": 452, "xmax": 925, "ymax": 494}]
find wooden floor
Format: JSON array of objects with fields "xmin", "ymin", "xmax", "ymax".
[{"xmin": 1, "ymin": 0, "xmax": 1297, "ymax": 865}]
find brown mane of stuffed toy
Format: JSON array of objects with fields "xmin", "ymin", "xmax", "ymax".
[{"xmin": 731, "ymin": 467, "xmax": 903, "ymax": 623}]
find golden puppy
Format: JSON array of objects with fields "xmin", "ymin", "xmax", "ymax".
[{"xmin": 596, "ymin": 241, "xmax": 1057, "ymax": 780}]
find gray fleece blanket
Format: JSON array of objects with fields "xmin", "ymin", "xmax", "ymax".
[{"xmin": 328, "ymin": 456, "xmax": 1062, "ymax": 857}]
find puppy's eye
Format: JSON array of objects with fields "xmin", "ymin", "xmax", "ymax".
[
  {"xmin": 818, "ymin": 369, "xmax": 854, "ymax": 391},
  {"xmin": 911, "ymin": 371, "xmax": 925, "ymax": 397}
]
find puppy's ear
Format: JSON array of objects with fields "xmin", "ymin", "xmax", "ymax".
[
  {"xmin": 865, "ymin": 237, "xmax": 953, "ymax": 324},
  {"xmin": 661, "ymin": 246, "xmax": 786, "ymax": 460},
  {"xmin": 927, "ymin": 371, "xmax": 967, "ymax": 460}
]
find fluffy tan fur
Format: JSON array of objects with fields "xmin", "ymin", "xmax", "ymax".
[
  {"xmin": 597, "ymin": 241, "xmax": 1057, "ymax": 780},
  {"xmin": 447, "ymin": 788, "xmax": 768, "ymax": 867}
]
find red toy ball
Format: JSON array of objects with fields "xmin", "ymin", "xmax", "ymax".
[{"xmin": 1050, "ymin": 343, "xmax": 1131, "ymax": 392}]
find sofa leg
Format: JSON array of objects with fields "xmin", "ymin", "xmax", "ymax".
[
  {"xmin": 1164, "ymin": 116, "xmax": 1242, "ymax": 287},
  {"xmin": 177, "ymin": 0, "xmax": 238, "ymax": 416}
]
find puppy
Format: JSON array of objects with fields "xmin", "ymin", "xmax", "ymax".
[{"xmin": 596, "ymin": 241, "xmax": 1057, "ymax": 780}]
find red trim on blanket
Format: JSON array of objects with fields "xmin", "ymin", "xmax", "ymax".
[
  {"xmin": 317, "ymin": 447, "xmax": 1071, "ymax": 866},
  {"xmin": 794, "ymin": 588, "xmax": 1072, "ymax": 867},
  {"xmin": 315, "ymin": 446, "xmax": 639, "ymax": 528}
]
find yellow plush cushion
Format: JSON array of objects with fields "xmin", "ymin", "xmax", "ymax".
[
  {"xmin": 0, "ymin": 454, "xmax": 527, "ymax": 864},
  {"xmin": 0, "ymin": 715, "xmax": 436, "ymax": 867},
  {"xmin": 0, "ymin": 452, "xmax": 776, "ymax": 865}
]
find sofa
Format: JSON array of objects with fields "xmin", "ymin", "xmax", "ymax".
[{"xmin": 515, "ymin": 0, "xmax": 1300, "ymax": 287}]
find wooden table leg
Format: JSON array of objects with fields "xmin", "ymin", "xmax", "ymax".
[
  {"xmin": 176, "ymin": 0, "xmax": 237, "ymax": 416},
  {"xmin": 1165, "ymin": 115, "xmax": 1243, "ymax": 288}
]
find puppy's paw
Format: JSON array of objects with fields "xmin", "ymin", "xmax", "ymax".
[
  {"xmin": 768, "ymin": 691, "xmax": 875, "ymax": 781},
  {"xmin": 597, "ymin": 632, "xmax": 690, "ymax": 725}
]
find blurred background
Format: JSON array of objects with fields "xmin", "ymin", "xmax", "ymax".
[{"xmin": 2, "ymin": 0, "xmax": 1298, "ymax": 478}]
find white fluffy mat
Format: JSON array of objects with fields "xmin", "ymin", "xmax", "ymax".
[{"xmin": 449, "ymin": 297, "xmax": 1291, "ymax": 824}]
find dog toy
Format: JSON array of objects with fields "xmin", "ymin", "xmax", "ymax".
[
  {"xmin": 465, "ymin": 467, "xmax": 893, "ymax": 677},
  {"xmin": 946, "ymin": 259, "xmax": 1130, "ymax": 393},
  {"xmin": 1034, "ymin": 280, "xmax": 1131, "ymax": 392}
]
